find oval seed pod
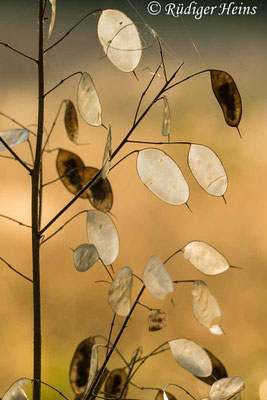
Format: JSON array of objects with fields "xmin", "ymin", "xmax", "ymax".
[
  {"xmin": 148, "ymin": 310, "xmax": 166, "ymax": 332},
  {"xmin": 87, "ymin": 210, "xmax": 119, "ymax": 265},
  {"xmin": 47, "ymin": 0, "xmax": 56, "ymax": 39},
  {"xmin": 137, "ymin": 148, "xmax": 189, "ymax": 206},
  {"xmin": 169, "ymin": 338, "xmax": 212, "ymax": 378},
  {"xmin": 97, "ymin": 9, "xmax": 142, "ymax": 73},
  {"xmin": 209, "ymin": 377, "xmax": 245, "ymax": 400},
  {"xmin": 73, "ymin": 244, "xmax": 99, "ymax": 272},
  {"xmin": 182, "ymin": 241, "xmax": 229, "ymax": 275},
  {"xmin": 197, "ymin": 349, "xmax": 228, "ymax": 386},
  {"xmin": 69, "ymin": 336, "xmax": 96, "ymax": 394},
  {"xmin": 77, "ymin": 73, "xmax": 102, "ymax": 126},
  {"xmin": 210, "ymin": 70, "xmax": 242, "ymax": 130},
  {"xmin": 64, "ymin": 100, "xmax": 79, "ymax": 143},
  {"xmin": 162, "ymin": 96, "xmax": 171, "ymax": 139},
  {"xmin": 143, "ymin": 256, "xmax": 173, "ymax": 300},
  {"xmin": 56, "ymin": 149, "xmax": 85, "ymax": 196},
  {"xmin": 2, "ymin": 379, "xmax": 29, "ymax": 400},
  {"xmin": 101, "ymin": 124, "xmax": 112, "ymax": 179},
  {"xmin": 192, "ymin": 280, "xmax": 222, "ymax": 333},
  {"xmin": 104, "ymin": 368, "xmax": 128, "ymax": 399},
  {"xmin": 188, "ymin": 144, "xmax": 228, "ymax": 197},
  {"xmin": 155, "ymin": 390, "xmax": 177, "ymax": 400},
  {"xmin": 0, "ymin": 129, "xmax": 29, "ymax": 151},
  {"xmin": 83, "ymin": 167, "xmax": 113, "ymax": 212},
  {"xmin": 108, "ymin": 267, "xmax": 133, "ymax": 316}
]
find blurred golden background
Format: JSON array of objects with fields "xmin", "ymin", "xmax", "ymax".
[{"xmin": 0, "ymin": 0, "xmax": 266, "ymax": 399}]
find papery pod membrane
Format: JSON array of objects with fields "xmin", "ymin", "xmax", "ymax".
[
  {"xmin": 77, "ymin": 73, "xmax": 102, "ymax": 126},
  {"xmin": 85, "ymin": 344, "xmax": 99, "ymax": 391},
  {"xmin": 83, "ymin": 166, "xmax": 113, "ymax": 212},
  {"xmin": 108, "ymin": 267, "xmax": 133, "ymax": 316},
  {"xmin": 137, "ymin": 148, "xmax": 189, "ymax": 205},
  {"xmin": 192, "ymin": 280, "xmax": 222, "ymax": 332},
  {"xmin": 97, "ymin": 9, "xmax": 142, "ymax": 72},
  {"xmin": 64, "ymin": 100, "xmax": 79, "ymax": 143},
  {"xmin": 48, "ymin": 0, "xmax": 56, "ymax": 39},
  {"xmin": 0, "ymin": 129, "xmax": 29, "ymax": 151},
  {"xmin": 87, "ymin": 210, "xmax": 119, "ymax": 265},
  {"xmin": 101, "ymin": 124, "xmax": 112, "ymax": 179},
  {"xmin": 56, "ymin": 149, "xmax": 86, "ymax": 196},
  {"xmin": 197, "ymin": 349, "xmax": 228, "ymax": 386},
  {"xmin": 162, "ymin": 96, "xmax": 171, "ymax": 138},
  {"xmin": 143, "ymin": 255, "xmax": 173, "ymax": 299},
  {"xmin": 69, "ymin": 336, "xmax": 96, "ymax": 394},
  {"xmin": 104, "ymin": 368, "xmax": 128, "ymax": 399},
  {"xmin": 148, "ymin": 310, "xmax": 166, "ymax": 331},
  {"xmin": 210, "ymin": 324, "xmax": 224, "ymax": 335},
  {"xmin": 2, "ymin": 379, "xmax": 29, "ymax": 400},
  {"xmin": 183, "ymin": 241, "xmax": 229, "ymax": 275},
  {"xmin": 169, "ymin": 338, "xmax": 212, "ymax": 378},
  {"xmin": 188, "ymin": 144, "xmax": 228, "ymax": 197},
  {"xmin": 73, "ymin": 243, "xmax": 99, "ymax": 272},
  {"xmin": 210, "ymin": 70, "xmax": 242, "ymax": 128},
  {"xmin": 209, "ymin": 377, "xmax": 245, "ymax": 400},
  {"xmin": 155, "ymin": 390, "xmax": 177, "ymax": 400}
]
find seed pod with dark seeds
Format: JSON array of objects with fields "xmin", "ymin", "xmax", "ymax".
[
  {"xmin": 148, "ymin": 310, "xmax": 166, "ymax": 331},
  {"xmin": 196, "ymin": 348, "xmax": 228, "ymax": 386},
  {"xmin": 64, "ymin": 100, "xmax": 79, "ymax": 143},
  {"xmin": 69, "ymin": 336, "xmax": 96, "ymax": 395},
  {"xmin": 104, "ymin": 368, "xmax": 128, "ymax": 399},
  {"xmin": 210, "ymin": 70, "xmax": 242, "ymax": 135},
  {"xmin": 83, "ymin": 166, "xmax": 113, "ymax": 212},
  {"xmin": 155, "ymin": 390, "xmax": 177, "ymax": 400},
  {"xmin": 56, "ymin": 149, "xmax": 86, "ymax": 197}
]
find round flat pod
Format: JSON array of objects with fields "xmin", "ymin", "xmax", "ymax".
[
  {"xmin": 77, "ymin": 73, "xmax": 102, "ymax": 126},
  {"xmin": 87, "ymin": 210, "xmax": 119, "ymax": 265},
  {"xmin": 108, "ymin": 267, "xmax": 133, "ymax": 316},
  {"xmin": 73, "ymin": 243, "xmax": 99, "ymax": 272},
  {"xmin": 137, "ymin": 148, "xmax": 189, "ymax": 206},
  {"xmin": 97, "ymin": 9, "xmax": 142, "ymax": 72},
  {"xmin": 209, "ymin": 377, "xmax": 245, "ymax": 400},
  {"xmin": 143, "ymin": 256, "xmax": 173, "ymax": 300}
]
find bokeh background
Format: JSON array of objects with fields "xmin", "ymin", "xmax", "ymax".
[{"xmin": 0, "ymin": 0, "xmax": 266, "ymax": 399}]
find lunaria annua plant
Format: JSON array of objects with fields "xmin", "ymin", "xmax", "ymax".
[{"xmin": 0, "ymin": 2, "xmax": 245, "ymax": 400}]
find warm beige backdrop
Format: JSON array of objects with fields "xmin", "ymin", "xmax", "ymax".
[{"xmin": 0, "ymin": 1, "xmax": 266, "ymax": 399}]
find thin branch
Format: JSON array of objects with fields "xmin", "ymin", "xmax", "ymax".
[
  {"xmin": 44, "ymin": 71, "xmax": 82, "ymax": 97},
  {"xmin": 0, "ymin": 112, "xmax": 37, "ymax": 137},
  {"xmin": 137, "ymin": 302, "xmax": 159, "ymax": 312},
  {"xmin": 109, "ymin": 150, "xmax": 139, "ymax": 173},
  {"xmin": 27, "ymin": 140, "xmax": 35, "ymax": 164},
  {"xmin": 40, "ymin": 63, "xmax": 185, "ymax": 237},
  {"xmin": 41, "ymin": 210, "xmax": 89, "ymax": 244},
  {"xmin": 163, "ymin": 69, "xmax": 210, "ymax": 93},
  {"xmin": 0, "ymin": 42, "xmax": 38, "ymax": 63},
  {"xmin": 164, "ymin": 249, "xmax": 182, "ymax": 264},
  {"xmin": 99, "ymin": 258, "xmax": 114, "ymax": 282},
  {"xmin": 164, "ymin": 383, "xmax": 197, "ymax": 400},
  {"xmin": 0, "ymin": 256, "xmax": 33, "ymax": 283},
  {"xmin": 0, "ymin": 154, "xmax": 33, "ymax": 167},
  {"xmin": 0, "ymin": 137, "xmax": 32, "ymax": 174},
  {"xmin": 0, "ymin": 214, "xmax": 31, "ymax": 228},
  {"xmin": 42, "ymin": 100, "xmax": 65, "ymax": 153},
  {"xmin": 130, "ymin": 382, "xmax": 161, "ymax": 392},
  {"xmin": 30, "ymin": 379, "xmax": 70, "ymax": 400},
  {"xmin": 156, "ymin": 36, "xmax": 167, "ymax": 82},
  {"xmin": 173, "ymin": 280, "xmax": 195, "ymax": 284},
  {"xmin": 127, "ymin": 140, "xmax": 191, "ymax": 146},
  {"xmin": 106, "ymin": 314, "xmax": 116, "ymax": 357},
  {"xmin": 95, "ymin": 335, "xmax": 130, "ymax": 369},
  {"xmin": 44, "ymin": 9, "xmax": 103, "ymax": 53},
  {"xmin": 121, "ymin": 347, "xmax": 142, "ymax": 399}
]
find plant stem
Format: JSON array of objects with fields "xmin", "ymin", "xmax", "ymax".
[{"xmin": 32, "ymin": 1, "xmax": 44, "ymax": 399}]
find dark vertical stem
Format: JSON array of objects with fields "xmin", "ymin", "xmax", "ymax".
[{"xmin": 32, "ymin": 1, "xmax": 44, "ymax": 399}]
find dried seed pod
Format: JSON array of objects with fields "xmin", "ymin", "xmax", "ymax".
[
  {"xmin": 104, "ymin": 368, "xmax": 128, "ymax": 399},
  {"xmin": 69, "ymin": 336, "xmax": 96, "ymax": 395},
  {"xmin": 155, "ymin": 390, "xmax": 177, "ymax": 400},
  {"xmin": 83, "ymin": 166, "xmax": 113, "ymax": 212},
  {"xmin": 77, "ymin": 73, "xmax": 102, "ymax": 126},
  {"xmin": 162, "ymin": 96, "xmax": 171, "ymax": 139},
  {"xmin": 197, "ymin": 349, "xmax": 228, "ymax": 386},
  {"xmin": 56, "ymin": 149, "xmax": 85, "ymax": 196},
  {"xmin": 0, "ymin": 129, "xmax": 29, "ymax": 151},
  {"xmin": 148, "ymin": 310, "xmax": 166, "ymax": 331},
  {"xmin": 108, "ymin": 267, "xmax": 133, "ymax": 316},
  {"xmin": 64, "ymin": 100, "xmax": 79, "ymax": 143},
  {"xmin": 209, "ymin": 376, "xmax": 245, "ymax": 400},
  {"xmin": 73, "ymin": 244, "xmax": 99, "ymax": 272},
  {"xmin": 169, "ymin": 338, "xmax": 212, "ymax": 378},
  {"xmin": 143, "ymin": 256, "xmax": 173, "ymax": 299},
  {"xmin": 48, "ymin": 0, "xmax": 56, "ymax": 39},
  {"xmin": 102, "ymin": 124, "xmax": 112, "ymax": 179},
  {"xmin": 210, "ymin": 70, "xmax": 242, "ymax": 130},
  {"xmin": 2, "ymin": 379, "xmax": 29, "ymax": 400},
  {"xmin": 97, "ymin": 9, "xmax": 142, "ymax": 73}
]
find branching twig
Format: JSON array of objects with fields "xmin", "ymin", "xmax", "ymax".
[
  {"xmin": 0, "ymin": 137, "xmax": 32, "ymax": 173},
  {"xmin": 0, "ymin": 112, "xmax": 37, "ymax": 137},
  {"xmin": 42, "ymin": 100, "xmax": 65, "ymax": 153},
  {"xmin": 164, "ymin": 383, "xmax": 197, "ymax": 400},
  {"xmin": 163, "ymin": 69, "xmax": 210, "ymax": 93},
  {"xmin": 0, "ymin": 256, "xmax": 33, "ymax": 283},
  {"xmin": 0, "ymin": 42, "xmax": 37, "ymax": 63},
  {"xmin": 44, "ymin": 71, "xmax": 82, "ymax": 97},
  {"xmin": 0, "ymin": 214, "xmax": 31, "ymax": 228},
  {"xmin": 106, "ymin": 314, "xmax": 116, "ymax": 358},
  {"xmin": 30, "ymin": 379, "xmax": 70, "ymax": 400},
  {"xmin": 164, "ymin": 249, "xmax": 182, "ymax": 264}
]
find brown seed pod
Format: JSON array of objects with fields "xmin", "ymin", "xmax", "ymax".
[
  {"xmin": 196, "ymin": 348, "xmax": 228, "ymax": 386},
  {"xmin": 210, "ymin": 70, "xmax": 242, "ymax": 132},
  {"xmin": 155, "ymin": 390, "xmax": 177, "ymax": 400},
  {"xmin": 64, "ymin": 100, "xmax": 79, "ymax": 143},
  {"xmin": 56, "ymin": 149, "xmax": 85, "ymax": 196},
  {"xmin": 104, "ymin": 368, "xmax": 128, "ymax": 399},
  {"xmin": 83, "ymin": 167, "xmax": 113, "ymax": 212},
  {"xmin": 69, "ymin": 336, "xmax": 96, "ymax": 394},
  {"xmin": 148, "ymin": 310, "xmax": 166, "ymax": 331}
]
